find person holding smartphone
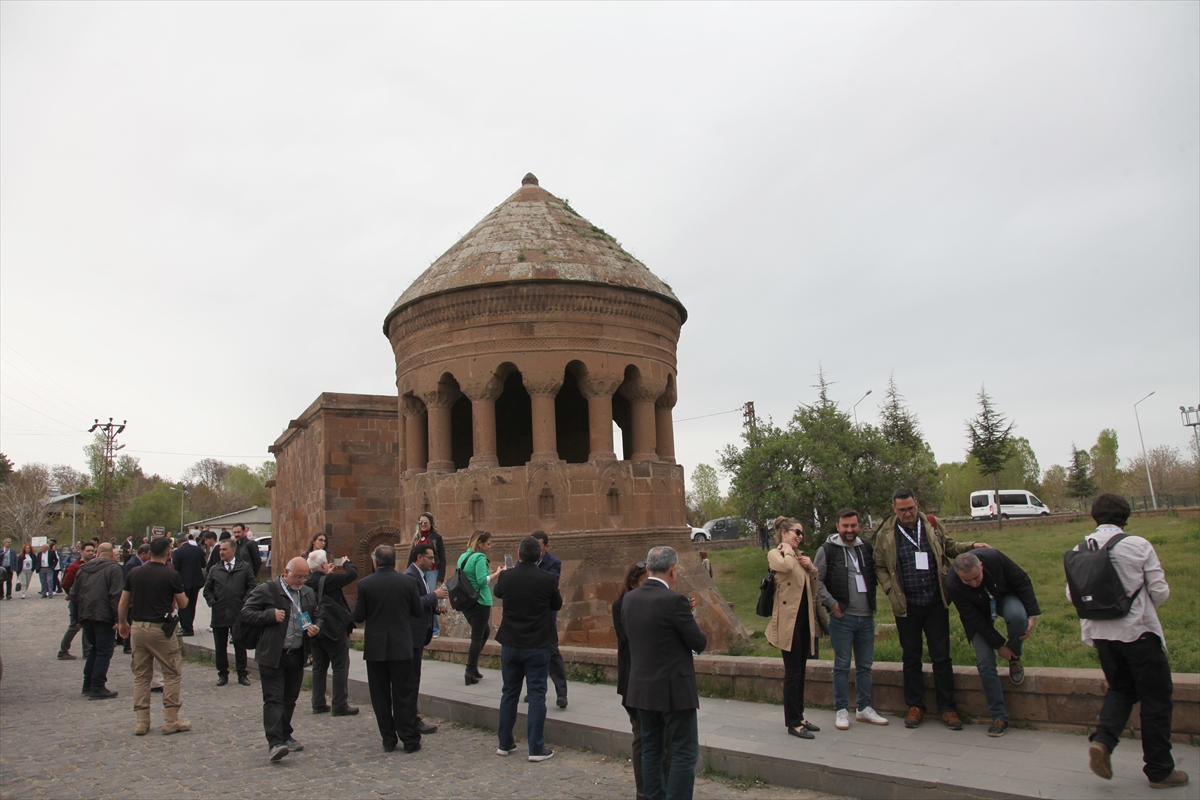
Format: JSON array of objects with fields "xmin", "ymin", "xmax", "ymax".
[{"xmin": 457, "ymin": 531, "xmax": 504, "ymax": 685}]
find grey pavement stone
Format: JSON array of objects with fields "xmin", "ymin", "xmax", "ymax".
[{"xmin": 0, "ymin": 597, "xmax": 833, "ymax": 799}]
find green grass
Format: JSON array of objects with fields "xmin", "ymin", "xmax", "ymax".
[{"xmin": 710, "ymin": 516, "xmax": 1200, "ymax": 673}]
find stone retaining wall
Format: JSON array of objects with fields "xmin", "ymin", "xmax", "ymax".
[{"xmin": 420, "ymin": 636, "xmax": 1199, "ymax": 744}]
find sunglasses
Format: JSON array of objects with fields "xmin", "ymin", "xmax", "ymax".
[{"xmin": 635, "ymin": 561, "xmax": 646, "ymax": 569}]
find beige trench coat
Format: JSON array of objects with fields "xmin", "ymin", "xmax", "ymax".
[{"xmin": 766, "ymin": 545, "xmax": 820, "ymax": 656}]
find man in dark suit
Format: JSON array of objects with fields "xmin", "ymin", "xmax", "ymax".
[
  {"xmin": 203, "ymin": 539, "xmax": 256, "ymax": 686},
  {"xmin": 494, "ymin": 536, "xmax": 563, "ymax": 762},
  {"xmin": 404, "ymin": 542, "xmax": 449, "ymax": 734},
  {"xmin": 351, "ymin": 544, "xmax": 425, "ymax": 753},
  {"xmin": 171, "ymin": 536, "xmax": 207, "ymax": 636},
  {"xmin": 532, "ymin": 531, "xmax": 568, "ymax": 709},
  {"xmin": 304, "ymin": 549, "xmax": 359, "ymax": 716},
  {"xmin": 623, "ymin": 546, "xmax": 707, "ymax": 800}
]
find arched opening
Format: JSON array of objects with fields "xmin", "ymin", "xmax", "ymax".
[
  {"xmin": 538, "ymin": 485, "xmax": 555, "ymax": 519},
  {"xmin": 495, "ymin": 367, "xmax": 533, "ymax": 467},
  {"xmin": 470, "ymin": 492, "xmax": 484, "ymax": 523},
  {"xmin": 555, "ymin": 364, "xmax": 590, "ymax": 464},
  {"xmin": 451, "ymin": 393, "xmax": 473, "ymax": 470},
  {"xmin": 612, "ymin": 367, "xmax": 634, "ymax": 461}
]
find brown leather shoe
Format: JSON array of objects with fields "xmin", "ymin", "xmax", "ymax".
[
  {"xmin": 940, "ymin": 711, "xmax": 963, "ymax": 731},
  {"xmin": 904, "ymin": 706, "xmax": 923, "ymax": 729},
  {"xmin": 1088, "ymin": 741, "xmax": 1112, "ymax": 780},
  {"xmin": 1149, "ymin": 770, "xmax": 1188, "ymax": 789}
]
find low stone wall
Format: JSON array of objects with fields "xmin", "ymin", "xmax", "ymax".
[
  {"xmin": 422, "ymin": 637, "xmax": 1199, "ymax": 744},
  {"xmin": 692, "ymin": 538, "xmax": 761, "ymax": 552},
  {"xmin": 943, "ymin": 507, "xmax": 1198, "ymax": 534}
]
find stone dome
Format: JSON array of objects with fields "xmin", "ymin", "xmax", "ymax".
[{"xmin": 383, "ymin": 174, "xmax": 686, "ymax": 332}]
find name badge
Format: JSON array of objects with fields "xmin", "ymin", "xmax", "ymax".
[
  {"xmin": 296, "ymin": 611, "xmax": 313, "ymax": 630},
  {"xmin": 914, "ymin": 552, "xmax": 930, "ymax": 571},
  {"xmin": 855, "ymin": 574, "xmax": 868, "ymax": 593}
]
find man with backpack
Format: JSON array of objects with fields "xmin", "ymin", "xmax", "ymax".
[{"xmin": 1066, "ymin": 493, "xmax": 1186, "ymax": 790}]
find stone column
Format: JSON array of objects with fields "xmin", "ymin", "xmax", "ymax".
[
  {"xmin": 421, "ymin": 380, "xmax": 461, "ymax": 473},
  {"xmin": 397, "ymin": 395, "xmax": 408, "ymax": 472},
  {"xmin": 401, "ymin": 396, "xmax": 428, "ymax": 474},
  {"xmin": 579, "ymin": 375, "xmax": 621, "ymax": 462},
  {"xmin": 461, "ymin": 376, "xmax": 503, "ymax": 469},
  {"xmin": 655, "ymin": 380, "xmax": 677, "ymax": 464},
  {"xmin": 619, "ymin": 377, "xmax": 666, "ymax": 462},
  {"xmin": 524, "ymin": 373, "xmax": 564, "ymax": 462}
]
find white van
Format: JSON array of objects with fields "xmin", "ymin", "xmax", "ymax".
[{"xmin": 970, "ymin": 490, "xmax": 1050, "ymax": 520}]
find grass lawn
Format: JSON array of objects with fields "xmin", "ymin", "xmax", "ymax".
[{"xmin": 710, "ymin": 515, "xmax": 1200, "ymax": 673}]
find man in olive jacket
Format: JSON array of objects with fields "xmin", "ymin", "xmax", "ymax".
[
  {"xmin": 203, "ymin": 539, "xmax": 256, "ymax": 686},
  {"xmin": 873, "ymin": 488, "xmax": 986, "ymax": 731}
]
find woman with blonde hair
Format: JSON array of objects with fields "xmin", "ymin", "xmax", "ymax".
[
  {"xmin": 457, "ymin": 530, "xmax": 504, "ymax": 685},
  {"xmin": 767, "ymin": 516, "xmax": 821, "ymax": 739}
]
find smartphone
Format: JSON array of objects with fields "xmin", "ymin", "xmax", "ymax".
[{"xmin": 504, "ymin": 554, "xmax": 513, "ymax": 570}]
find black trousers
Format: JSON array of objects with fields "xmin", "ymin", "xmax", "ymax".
[
  {"xmin": 464, "ymin": 603, "xmax": 491, "ymax": 671},
  {"xmin": 1092, "ymin": 634, "xmax": 1175, "ymax": 782},
  {"xmin": 60, "ymin": 598, "xmax": 94, "ymax": 657},
  {"xmin": 895, "ymin": 601, "xmax": 955, "ymax": 713},
  {"xmin": 781, "ymin": 594, "xmax": 812, "ymax": 729},
  {"xmin": 2, "ymin": 568, "xmax": 12, "ymax": 598},
  {"xmin": 212, "ymin": 626, "xmax": 248, "ymax": 678},
  {"xmin": 548, "ymin": 641, "xmax": 567, "ymax": 699},
  {"xmin": 310, "ymin": 635, "xmax": 350, "ymax": 711},
  {"xmin": 366, "ymin": 658, "xmax": 420, "ymax": 749},
  {"xmin": 178, "ymin": 587, "xmax": 201, "ymax": 632},
  {"xmin": 259, "ymin": 648, "xmax": 305, "ymax": 748}
]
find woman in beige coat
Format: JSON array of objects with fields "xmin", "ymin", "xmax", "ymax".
[{"xmin": 767, "ymin": 516, "xmax": 821, "ymax": 739}]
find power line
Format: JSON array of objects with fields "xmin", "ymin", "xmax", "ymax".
[
  {"xmin": 675, "ymin": 408, "xmax": 742, "ymax": 423},
  {"xmin": 0, "ymin": 391, "xmax": 85, "ymax": 431},
  {"xmin": 0, "ymin": 363, "xmax": 94, "ymax": 423},
  {"xmin": 125, "ymin": 448, "xmax": 270, "ymax": 459},
  {"xmin": 0, "ymin": 340, "xmax": 94, "ymax": 416}
]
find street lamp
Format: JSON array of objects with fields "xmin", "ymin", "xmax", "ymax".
[
  {"xmin": 1133, "ymin": 391, "xmax": 1157, "ymax": 510},
  {"xmin": 168, "ymin": 485, "xmax": 188, "ymax": 538},
  {"xmin": 1183, "ymin": 405, "xmax": 1200, "ymax": 455},
  {"xmin": 852, "ymin": 390, "xmax": 873, "ymax": 427}
]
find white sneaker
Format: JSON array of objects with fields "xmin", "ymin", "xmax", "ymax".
[
  {"xmin": 835, "ymin": 709, "xmax": 850, "ymax": 730},
  {"xmin": 856, "ymin": 707, "xmax": 889, "ymax": 726}
]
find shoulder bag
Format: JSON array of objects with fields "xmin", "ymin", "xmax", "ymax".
[{"xmin": 446, "ymin": 552, "xmax": 481, "ymax": 611}]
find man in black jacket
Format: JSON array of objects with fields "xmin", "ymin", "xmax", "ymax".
[
  {"xmin": 623, "ymin": 545, "xmax": 707, "ymax": 800},
  {"xmin": 494, "ymin": 536, "xmax": 563, "ymax": 762},
  {"xmin": 946, "ymin": 548, "xmax": 1040, "ymax": 738},
  {"xmin": 74, "ymin": 543, "xmax": 125, "ymax": 699},
  {"xmin": 240, "ymin": 556, "xmax": 322, "ymax": 762},
  {"xmin": 203, "ymin": 539, "xmax": 255, "ymax": 686},
  {"xmin": 404, "ymin": 542, "xmax": 448, "ymax": 734},
  {"xmin": 351, "ymin": 544, "xmax": 424, "ymax": 753},
  {"xmin": 304, "ymin": 549, "xmax": 359, "ymax": 716},
  {"xmin": 232, "ymin": 523, "xmax": 262, "ymax": 582},
  {"xmin": 171, "ymin": 536, "xmax": 207, "ymax": 636}
]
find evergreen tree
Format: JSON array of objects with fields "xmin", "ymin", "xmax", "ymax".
[
  {"xmin": 878, "ymin": 374, "xmax": 940, "ymax": 508},
  {"xmin": 966, "ymin": 386, "xmax": 1015, "ymax": 531},
  {"xmin": 1089, "ymin": 429, "xmax": 1121, "ymax": 494},
  {"xmin": 1066, "ymin": 445, "xmax": 1097, "ymax": 510}
]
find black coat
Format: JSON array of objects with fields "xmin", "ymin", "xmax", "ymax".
[
  {"xmin": 404, "ymin": 563, "xmax": 438, "ymax": 648},
  {"xmin": 74, "ymin": 557, "xmax": 124, "ymax": 624},
  {"xmin": 612, "ymin": 593, "xmax": 631, "ymax": 700},
  {"xmin": 240, "ymin": 578, "xmax": 319, "ymax": 669},
  {"xmin": 235, "ymin": 537, "xmax": 262, "ymax": 581},
  {"xmin": 494, "ymin": 561, "xmax": 562, "ymax": 650},
  {"xmin": 203, "ymin": 559, "xmax": 256, "ymax": 628},
  {"xmin": 406, "ymin": 530, "xmax": 448, "ymax": 584},
  {"xmin": 621, "ymin": 579, "xmax": 707, "ymax": 713},
  {"xmin": 945, "ymin": 547, "xmax": 1041, "ymax": 650},
  {"xmin": 305, "ymin": 562, "xmax": 358, "ymax": 641},
  {"xmin": 351, "ymin": 566, "xmax": 423, "ymax": 661},
  {"xmin": 171, "ymin": 542, "xmax": 207, "ymax": 590}
]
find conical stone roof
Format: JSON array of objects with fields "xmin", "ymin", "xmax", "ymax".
[{"xmin": 384, "ymin": 174, "xmax": 686, "ymax": 332}]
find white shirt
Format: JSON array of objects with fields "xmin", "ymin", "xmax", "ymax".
[
  {"xmin": 645, "ymin": 576, "xmax": 670, "ymax": 589},
  {"xmin": 1067, "ymin": 525, "xmax": 1170, "ymax": 648}
]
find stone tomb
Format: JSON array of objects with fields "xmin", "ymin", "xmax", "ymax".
[{"xmin": 269, "ymin": 175, "xmax": 746, "ymax": 650}]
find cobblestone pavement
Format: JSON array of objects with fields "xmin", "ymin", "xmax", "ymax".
[{"xmin": 0, "ymin": 596, "xmax": 838, "ymax": 800}]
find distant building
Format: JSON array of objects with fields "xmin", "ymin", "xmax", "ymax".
[{"xmin": 185, "ymin": 506, "xmax": 272, "ymax": 538}]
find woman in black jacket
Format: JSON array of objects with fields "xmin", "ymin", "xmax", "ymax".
[
  {"xmin": 613, "ymin": 561, "xmax": 666, "ymax": 799},
  {"xmin": 407, "ymin": 512, "xmax": 446, "ymax": 638}
]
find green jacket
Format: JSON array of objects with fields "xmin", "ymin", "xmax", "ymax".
[
  {"xmin": 872, "ymin": 512, "xmax": 976, "ymax": 618},
  {"xmin": 457, "ymin": 550, "xmax": 493, "ymax": 607}
]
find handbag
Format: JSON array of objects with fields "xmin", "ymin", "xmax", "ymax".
[
  {"xmin": 317, "ymin": 575, "xmax": 354, "ymax": 641},
  {"xmin": 446, "ymin": 552, "xmax": 481, "ymax": 611},
  {"xmin": 754, "ymin": 569, "xmax": 776, "ymax": 617}
]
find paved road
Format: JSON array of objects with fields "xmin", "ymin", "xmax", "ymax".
[{"xmin": 0, "ymin": 593, "xmax": 837, "ymax": 799}]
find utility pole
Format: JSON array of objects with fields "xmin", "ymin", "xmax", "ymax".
[
  {"xmin": 743, "ymin": 401, "xmax": 756, "ymax": 432},
  {"xmin": 88, "ymin": 418, "xmax": 126, "ymax": 535}
]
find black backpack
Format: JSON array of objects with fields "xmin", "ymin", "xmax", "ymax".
[
  {"xmin": 1063, "ymin": 533, "xmax": 1142, "ymax": 620},
  {"xmin": 446, "ymin": 552, "xmax": 482, "ymax": 611}
]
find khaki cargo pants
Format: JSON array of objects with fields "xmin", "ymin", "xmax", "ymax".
[{"xmin": 131, "ymin": 621, "xmax": 183, "ymax": 712}]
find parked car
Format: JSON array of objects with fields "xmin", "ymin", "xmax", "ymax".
[
  {"xmin": 255, "ymin": 535, "xmax": 272, "ymax": 569},
  {"xmin": 690, "ymin": 526, "xmax": 710, "ymax": 543},
  {"xmin": 970, "ymin": 490, "xmax": 1051, "ymax": 520},
  {"xmin": 703, "ymin": 516, "xmax": 749, "ymax": 541}
]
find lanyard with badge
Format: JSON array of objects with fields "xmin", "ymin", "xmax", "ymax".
[
  {"xmin": 280, "ymin": 579, "xmax": 312, "ymax": 631},
  {"xmin": 898, "ymin": 519, "xmax": 929, "ymax": 571},
  {"xmin": 845, "ymin": 547, "xmax": 869, "ymax": 593}
]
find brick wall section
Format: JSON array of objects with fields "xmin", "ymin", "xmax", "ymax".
[{"xmin": 270, "ymin": 393, "xmax": 401, "ymax": 584}]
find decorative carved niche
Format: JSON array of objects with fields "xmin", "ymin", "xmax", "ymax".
[
  {"xmin": 538, "ymin": 485, "xmax": 555, "ymax": 519},
  {"xmin": 607, "ymin": 487, "xmax": 620, "ymax": 517},
  {"xmin": 470, "ymin": 492, "xmax": 484, "ymax": 523}
]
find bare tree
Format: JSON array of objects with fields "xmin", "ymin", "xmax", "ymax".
[
  {"xmin": 183, "ymin": 458, "xmax": 230, "ymax": 489},
  {"xmin": 0, "ymin": 465, "xmax": 51, "ymax": 544}
]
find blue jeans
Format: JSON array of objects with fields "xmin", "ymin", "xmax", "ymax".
[
  {"xmin": 829, "ymin": 612, "xmax": 874, "ymax": 711},
  {"xmin": 423, "ymin": 570, "xmax": 440, "ymax": 636},
  {"xmin": 971, "ymin": 595, "xmax": 1029, "ymax": 722},
  {"xmin": 640, "ymin": 708, "xmax": 698, "ymax": 800},
  {"xmin": 498, "ymin": 646, "xmax": 550, "ymax": 755}
]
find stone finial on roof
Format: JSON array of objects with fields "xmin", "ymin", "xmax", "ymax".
[{"xmin": 521, "ymin": 172, "xmax": 539, "ymax": 186}]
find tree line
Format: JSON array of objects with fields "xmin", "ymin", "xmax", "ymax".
[
  {"xmin": 687, "ymin": 374, "xmax": 1199, "ymax": 531},
  {"xmin": 0, "ymin": 435, "xmax": 274, "ymax": 544}
]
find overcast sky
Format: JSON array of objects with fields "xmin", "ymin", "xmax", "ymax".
[{"xmin": 2, "ymin": 2, "xmax": 1197, "ymax": 492}]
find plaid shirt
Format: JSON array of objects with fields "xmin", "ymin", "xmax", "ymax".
[{"xmin": 894, "ymin": 521, "xmax": 938, "ymax": 606}]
